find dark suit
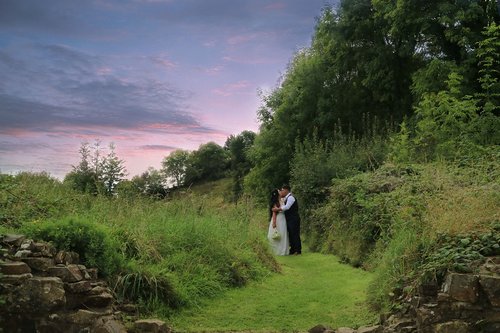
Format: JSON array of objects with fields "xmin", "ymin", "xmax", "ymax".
[{"xmin": 284, "ymin": 194, "xmax": 301, "ymax": 254}]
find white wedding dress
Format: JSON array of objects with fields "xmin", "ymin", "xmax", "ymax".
[{"xmin": 267, "ymin": 210, "xmax": 289, "ymax": 256}]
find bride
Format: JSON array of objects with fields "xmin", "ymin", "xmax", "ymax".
[{"xmin": 267, "ymin": 189, "xmax": 289, "ymax": 255}]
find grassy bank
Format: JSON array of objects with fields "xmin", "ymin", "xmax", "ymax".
[
  {"xmin": 171, "ymin": 252, "xmax": 377, "ymax": 332},
  {"xmin": 306, "ymin": 155, "xmax": 500, "ymax": 311},
  {"xmin": 0, "ymin": 174, "xmax": 277, "ymax": 313}
]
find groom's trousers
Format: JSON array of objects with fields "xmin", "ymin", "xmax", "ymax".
[{"xmin": 287, "ymin": 218, "xmax": 302, "ymax": 254}]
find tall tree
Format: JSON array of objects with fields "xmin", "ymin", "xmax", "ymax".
[
  {"xmin": 101, "ymin": 143, "xmax": 127, "ymax": 196},
  {"xmin": 225, "ymin": 131, "xmax": 256, "ymax": 201},
  {"xmin": 161, "ymin": 149, "xmax": 190, "ymax": 187},
  {"xmin": 64, "ymin": 141, "xmax": 100, "ymax": 194},
  {"xmin": 185, "ymin": 142, "xmax": 229, "ymax": 184}
]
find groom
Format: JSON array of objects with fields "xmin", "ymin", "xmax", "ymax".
[{"xmin": 274, "ymin": 185, "xmax": 302, "ymax": 255}]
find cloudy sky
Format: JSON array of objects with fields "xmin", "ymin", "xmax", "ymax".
[{"xmin": 0, "ymin": 0, "xmax": 334, "ymax": 178}]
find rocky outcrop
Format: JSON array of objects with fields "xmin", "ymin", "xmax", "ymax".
[
  {"xmin": 0, "ymin": 234, "xmax": 170, "ymax": 333},
  {"xmin": 309, "ymin": 256, "xmax": 500, "ymax": 333}
]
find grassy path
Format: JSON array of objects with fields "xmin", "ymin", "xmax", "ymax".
[{"xmin": 170, "ymin": 252, "xmax": 378, "ymax": 332}]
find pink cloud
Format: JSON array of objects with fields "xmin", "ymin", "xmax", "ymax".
[
  {"xmin": 222, "ymin": 55, "xmax": 279, "ymax": 65},
  {"xmin": 227, "ymin": 33, "xmax": 260, "ymax": 45},
  {"xmin": 265, "ymin": 2, "xmax": 286, "ymax": 11},
  {"xmin": 212, "ymin": 80, "xmax": 251, "ymax": 97},
  {"xmin": 198, "ymin": 65, "xmax": 224, "ymax": 75},
  {"xmin": 151, "ymin": 55, "xmax": 177, "ymax": 69},
  {"xmin": 203, "ymin": 40, "xmax": 217, "ymax": 47},
  {"xmin": 97, "ymin": 67, "xmax": 113, "ymax": 75}
]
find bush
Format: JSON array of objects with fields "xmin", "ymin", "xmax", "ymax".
[
  {"xmin": 114, "ymin": 263, "xmax": 182, "ymax": 310},
  {"xmin": 24, "ymin": 217, "xmax": 125, "ymax": 276},
  {"xmin": 291, "ymin": 129, "xmax": 390, "ymax": 228},
  {"xmin": 309, "ymin": 164, "xmax": 412, "ymax": 266},
  {"xmin": 0, "ymin": 172, "xmax": 75, "ymax": 228}
]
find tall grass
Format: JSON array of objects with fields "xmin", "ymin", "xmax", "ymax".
[
  {"xmin": 0, "ymin": 173, "xmax": 277, "ymax": 314},
  {"xmin": 308, "ymin": 149, "xmax": 500, "ymax": 311}
]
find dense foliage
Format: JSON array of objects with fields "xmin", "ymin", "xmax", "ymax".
[
  {"xmin": 245, "ymin": 0, "xmax": 500, "ymax": 201},
  {"xmin": 243, "ymin": 0, "xmax": 500, "ymax": 312}
]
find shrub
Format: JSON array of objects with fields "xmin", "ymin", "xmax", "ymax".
[
  {"xmin": 291, "ymin": 129, "xmax": 390, "ymax": 231},
  {"xmin": 309, "ymin": 165, "xmax": 412, "ymax": 266},
  {"xmin": 0, "ymin": 172, "xmax": 74, "ymax": 227},
  {"xmin": 113, "ymin": 263, "xmax": 182, "ymax": 309},
  {"xmin": 24, "ymin": 217, "xmax": 124, "ymax": 276}
]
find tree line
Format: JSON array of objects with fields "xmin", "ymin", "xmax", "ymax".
[{"xmin": 65, "ymin": 131, "xmax": 256, "ymax": 199}]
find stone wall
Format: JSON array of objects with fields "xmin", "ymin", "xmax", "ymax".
[
  {"xmin": 0, "ymin": 234, "xmax": 169, "ymax": 333},
  {"xmin": 2, "ymin": 234, "xmax": 498, "ymax": 333}
]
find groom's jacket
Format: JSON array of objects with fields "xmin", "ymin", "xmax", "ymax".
[{"xmin": 284, "ymin": 195, "xmax": 300, "ymax": 222}]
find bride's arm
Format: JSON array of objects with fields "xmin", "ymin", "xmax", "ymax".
[{"xmin": 272, "ymin": 207, "xmax": 277, "ymax": 228}]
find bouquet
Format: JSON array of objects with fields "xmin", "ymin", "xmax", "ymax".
[{"xmin": 271, "ymin": 228, "xmax": 281, "ymax": 240}]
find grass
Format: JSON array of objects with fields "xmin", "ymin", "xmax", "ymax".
[
  {"xmin": 170, "ymin": 251, "xmax": 377, "ymax": 332},
  {"xmin": 1, "ymin": 174, "xmax": 277, "ymax": 313}
]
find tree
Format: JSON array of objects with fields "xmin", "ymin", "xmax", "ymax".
[
  {"xmin": 161, "ymin": 149, "xmax": 190, "ymax": 187},
  {"xmin": 224, "ymin": 131, "xmax": 256, "ymax": 201},
  {"xmin": 125, "ymin": 167, "xmax": 168, "ymax": 198},
  {"xmin": 101, "ymin": 143, "xmax": 127, "ymax": 196},
  {"xmin": 185, "ymin": 142, "xmax": 229, "ymax": 184},
  {"xmin": 64, "ymin": 141, "xmax": 100, "ymax": 194},
  {"xmin": 245, "ymin": 0, "xmax": 499, "ymax": 200},
  {"xmin": 64, "ymin": 141, "xmax": 126, "ymax": 196}
]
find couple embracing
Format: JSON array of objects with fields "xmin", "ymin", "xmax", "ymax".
[{"xmin": 267, "ymin": 185, "xmax": 302, "ymax": 256}]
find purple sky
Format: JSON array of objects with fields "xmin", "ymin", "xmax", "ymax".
[{"xmin": 0, "ymin": 0, "xmax": 335, "ymax": 178}]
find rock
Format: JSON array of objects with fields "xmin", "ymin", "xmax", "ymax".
[
  {"xmin": 84, "ymin": 291, "xmax": 114, "ymax": 308},
  {"xmin": 134, "ymin": 319, "xmax": 170, "ymax": 333},
  {"xmin": 479, "ymin": 275, "xmax": 500, "ymax": 307},
  {"xmin": 20, "ymin": 239, "xmax": 35, "ymax": 251},
  {"xmin": 65, "ymin": 280, "xmax": 92, "ymax": 293},
  {"xmin": 450, "ymin": 301, "xmax": 483, "ymax": 311},
  {"xmin": 48, "ymin": 264, "xmax": 84, "ymax": 282},
  {"xmin": 357, "ymin": 326, "xmax": 382, "ymax": 333},
  {"xmin": 22, "ymin": 257, "xmax": 54, "ymax": 272},
  {"xmin": 27, "ymin": 277, "xmax": 66, "ymax": 312},
  {"xmin": 386, "ymin": 315, "xmax": 415, "ymax": 330},
  {"xmin": 54, "ymin": 251, "xmax": 80, "ymax": 265},
  {"xmin": 0, "ymin": 248, "xmax": 9, "ymax": 257},
  {"xmin": 87, "ymin": 268, "xmax": 98, "ymax": 280},
  {"xmin": 309, "ymin": 324, "xmax": 329, "ymax": 333},
  {"xmin": 89, "ymin": 285, "xmax": 111, "ymax": 295},
  {"xmin": 78, "ymin": 264, "xmax": 92, "ymax": 279},
  {"xmin": 14, "ymin": 249, "xmax": 32, "ymax": 258},
  {"xmin": 481, "ymin": 321, "xmax": 500, "ymax": 333},
  {"xmin": 434, "ymin": 320, "xmax": 469, "ymax": 333},
  {"xmin": 32, "ymin": 242, "xmax": 56, "ymax": 257},
  {"xmin": 0, "ymin": 261, "xmax": 31, "ymax": 275},
  {"xmin": 0, "ymin": 273, "xmax": 33, "ymax": 285},
  {"xmin": 2, "ymin": 234, "xmax": 26, "ymax": 247},
  {"xmin": 442, "ymin": 273, "xmax": 479, "ymax": 303},
  {"xmin": 118, "ymin": 302, "xmax": 138, "ymax": 313},
  {"xmin": 419, "ymin": 281, "xmax": 439, "ymax": 297},
  {"xmin": 336, "ymin": 328, "xmax": 356, "ymax": 333},
  {"xmin": 65, "ymin": 309, "xmax": 111, "ymax": 325},
  {"xmin": 85, "ymin": 292, "xmax": 114, "ymax": 307},
  {"xmin": 94, "ymin": 318, "xmax": 128, "ymax": 333},
  {"xmin": 416, "ymin": 306, "xmax": 439, "ymax": 328},
  {"xmin": 5, "ymin": 277, "xmax": 66, "ymax": 314},
  {"xmin": 437, "ymin": 292, "xmax": 451, "ymax": 302}
]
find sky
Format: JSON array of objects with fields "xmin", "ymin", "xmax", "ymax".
[{"xmin": 0, "ymin": 0, "xmax": 335, "ymax": 179}]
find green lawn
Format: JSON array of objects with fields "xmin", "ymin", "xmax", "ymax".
[{"xmin": 169, "ymin": 251, "xmax": 378, "ymax": 332}]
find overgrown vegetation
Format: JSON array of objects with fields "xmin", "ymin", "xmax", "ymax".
[
  {"xmin": 1, "ymin": 0, "xmax": 499, "ymax": 326},
  {"xmin": 241, "ymin": 0, "xmax": 500, "ymax": 314},
  {"xmin": 0, "ymin": 174, "xmax": 276, "ymax": 315}
]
